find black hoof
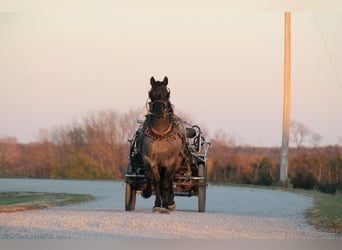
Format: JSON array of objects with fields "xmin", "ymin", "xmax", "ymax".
[{"xmin": 141, "ymin": 189, "xmax": 152, "ymax": 199}]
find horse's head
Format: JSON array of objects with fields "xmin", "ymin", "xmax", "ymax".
[{"xmin": 148, "ymin": 76, "xmax": 172, "ymax": 118}]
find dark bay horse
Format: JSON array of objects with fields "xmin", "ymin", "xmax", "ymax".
[{"xmin": 142, "ymin": 76, "xmax": 187, "ymax": 213}]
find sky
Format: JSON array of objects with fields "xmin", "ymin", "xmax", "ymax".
[{"xmin": 1, "ymin": 1, "xmax": 342, "ymax": 146}]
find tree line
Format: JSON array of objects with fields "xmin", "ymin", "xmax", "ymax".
[
  {"xmin": 208, "ymin": 140, "xmax": 342, "ymax": 193},
  {"xmin": 0, "ymin": 109, "xmax": 140, "ymax": 180},
  {"xmin": 0, "ymin": 109, "xmax": 341, "ymax": 193}
]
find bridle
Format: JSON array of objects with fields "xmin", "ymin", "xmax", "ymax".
[
  {"xmin": 148, "ymin": 100, "xmax": 171, "ymax": 117},
  {"xmin": 146, "ymin": 99, "xmax": 175, "ymax": 137}
]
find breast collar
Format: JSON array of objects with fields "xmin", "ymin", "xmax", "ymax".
[{"xmin": 144, "ymin": 112, "xmax": 178, "ymax": 140}]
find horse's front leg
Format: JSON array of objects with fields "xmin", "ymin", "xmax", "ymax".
[
  {"xmin": 142, "ymin": 162, "xmax": 153, "ymax": 199},
  {"xmin": 151, "ymin": 164, "xmax": 161, "ymax": 212},
  {"xmin": 163, "ymin": 156, "xmax": 183, "ymax": 211},
  {"xmin": 161, "ymin": 174, "xmax": 173, "ymax": 210}
]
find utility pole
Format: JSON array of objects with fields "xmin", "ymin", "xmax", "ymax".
[{"xmin": 280, "ymin": 12, "xmax": 291, "ymax": 186}]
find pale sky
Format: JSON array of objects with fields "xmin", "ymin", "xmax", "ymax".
[{"xmin": 1, "ymin": 2, "xmax": 342, "ymax": 146}]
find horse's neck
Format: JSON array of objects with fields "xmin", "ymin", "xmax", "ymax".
[{"xmin": 150, "ymin": 113, "xmax": 172, "ymax": 132}]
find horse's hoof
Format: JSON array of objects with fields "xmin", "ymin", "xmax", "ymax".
[
  {"xmin": 141, "ymin": 190, "xmax": 152, "ymax": 199},
  {"xmin": 152, "ymin": 206, "xmax": 161, "ymax": 213},
  {"xmin": 160, "ymin": 208, "xmax": 170, "ymax": 214},
  {"xmin": 168, "ymin": 204, "xmax": 176, "ymax": 211}
]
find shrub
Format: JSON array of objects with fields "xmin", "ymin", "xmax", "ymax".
[
  {"xmin": 292, "ymin": 171, "xmax": 317, "ymax": 190},
  {"xmin": 240, "ymin": 173, "xmax": 253, "ymax": 184},
  {"xmin": 256, "ymin": 169, "xmax": 273, "ymax": 186},
  {"xmin": 317, "ymin": 182, "xmax": 337, "ymax": 194}
]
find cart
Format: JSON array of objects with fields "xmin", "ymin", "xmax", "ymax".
[{"xmin": 124, "ymin": 120, "xmax": 211, "ymax": 212}]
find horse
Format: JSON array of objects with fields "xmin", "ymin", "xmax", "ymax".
[{"xmin": 141, "ymin": 76, "xmax": 187, "ymax": 213}]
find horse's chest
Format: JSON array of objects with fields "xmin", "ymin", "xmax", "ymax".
[{"xmin": 143, "ymin": 138, "xmax": 182, "ymax": 160}]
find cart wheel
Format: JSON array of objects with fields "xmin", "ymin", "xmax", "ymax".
[
  {"xmin": 125, "ymin": 182, "xmax": 136, "ymax": 211},
  {"xmin": 198, "ymin": 164, "xmax": 206, "ymax": 212}
]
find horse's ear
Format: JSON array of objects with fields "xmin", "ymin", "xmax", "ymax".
[
  {"xmin": 150, "ymin": 76, "xmax": 156, "ymax": 86},
  {"xmin": 163, "ymin": 76, "xmax": 168, "ymax": 86}
]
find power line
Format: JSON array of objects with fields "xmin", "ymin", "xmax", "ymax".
[{"xmin": 313, "ymin": 12, "xmax": 342, "ymax": 91}]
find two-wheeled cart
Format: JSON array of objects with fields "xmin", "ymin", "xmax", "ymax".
[{"xmin": 124, "ymin": 121, "xmax": 211, "ymax": 212}]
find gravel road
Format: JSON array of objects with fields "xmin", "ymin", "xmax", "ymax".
[{"xmin": 0, "ymin": 178, "xmax": 340, "ymax": 239}]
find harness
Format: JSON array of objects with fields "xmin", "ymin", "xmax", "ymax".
[
  {"xmin": 132, "ymin": 100, "xmax": 190, "ymax": 167},
  {"xmin": 143, "ymin": 99, "xmax": 179, "ymax": 140},
  {"xmin": 144, "ymin": 112, "xmax": 178, "ymax": 140}
]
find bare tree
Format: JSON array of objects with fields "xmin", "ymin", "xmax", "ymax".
[
  {"xmin": 118, "ymin": 108, "xmax": 142, "ymax": 143},
  {"xmin": 212, "ymin": 129, "xmax": 237, "ymax": 147},
  {"xmin": 0, "ymin": 137, "xmax": 20, "ymax": 176},
  {"xmin": 290, "ymin": 120, "xmax": 311, "ymax": 148},
  {"xmin": 290, "ymin": 120, "xmax": 323, "ymax": 148},
  {"xmin": 310, "ymin": 132, "xmax": 323, "ymax": 148}
]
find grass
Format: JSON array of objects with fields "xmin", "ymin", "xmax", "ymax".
[
  {"xmin": 304, "ymin": 191, "xmax": 342, "ymax": 234},
  {"xmin": 0, "ymin": 192, "xmax": 94, "ymax": 213}
]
